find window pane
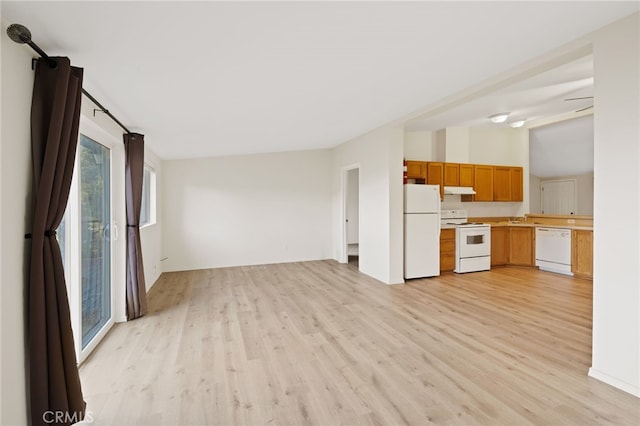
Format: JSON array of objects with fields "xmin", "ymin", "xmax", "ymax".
[
  {"xmin": 140, "ymin": 167, "xmax": 150, "ymax": 226},
  {"xmin": 58, "ymin": 215, "xmax": 66, "ymax": 267},
  {"xmin": 80, "ymin": 134, "xmax": 111, "ymax": 349}
]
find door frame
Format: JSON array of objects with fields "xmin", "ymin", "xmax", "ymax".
[
  {"xmin": 65, "ymin": 117, "xmax": 123, "ymax": 363},
  {"xmin": 340, "ymin": 164, "xmax": 360, "ymax": 264}
]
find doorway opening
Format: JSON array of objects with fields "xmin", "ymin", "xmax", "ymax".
[{"xmin": 342, "ymin": 166, "xmax": 360, "ymax": 267}]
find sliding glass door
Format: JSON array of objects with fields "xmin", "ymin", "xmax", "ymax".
[
  {"xmin": 79, "ymin": 134, "xmax": 111, "ymax": 349},
  {"xmin": 59, "ymin": 131, "xmax": 114, "ymax": 361}
]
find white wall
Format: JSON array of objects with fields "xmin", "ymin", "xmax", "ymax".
[
  {"xmin": 404, "ymin": 130, "xmax": 435, "ymax": 161},
  {"xmin": 332, "ymin": 126, "xmax": 404, "ymax": 285},
  {"xmin": 443, "ymin": 196, "xmax": 525, "ymax": 219},
  {"xmin": 76, "ymin": 90, "xmax": 164, "ymax": 321},
  {"xmin": 590, "ymin": 12, "xmax": 640, "ymax": 396},
  {"xmin": 470, "ymin": 127, "xmax": 529, "ymax": 216},
  {"xmin": 0, "ymin": 27, "xmax": 3, "ymax": 426},
  {"xmin": 346, "ymin": 168, "xmax": 359, "ymax": 245},
  {"xmin": 529, "ymin": 173, "xmax": 593, "ymax": 216},
  {"xmin": 443, "ymin": 127, "xmax": 470, "ymax": 163},
  {"xmin": 529, "ymin": 174, "xmax": 542, "ymax": 214},
  {"xmin": 574, "ymin": 173, "xmax": 594, "ymax": 216},
  {"xmin": 161, "ymin": 149, "xmax": 332, "ymax": 272},
  {"xmin": 468, "ymin": 127, "xmax": 528, "ymax": 167},
  {"xmin": 529, "ymin": 114, "xmax": 593, "ymax": 178},
  {"xmin": 388, "ymin": 128, "xmax": 405, "ymax": 284},
  {"xmin": 141, "ymin": 147, "xmax": 162, "ymax": 291},
  {"xmin": 0, "ymin": 18, "xmax": 165, "ymax": 421},
  {"xmin": 405, "ymin": 127, "xmax": 530, "ymax": 217},
  {"xmin": 437, "ymin": 127, "xmax": 529, "ymax": 217},
  {"xmin": 1, "ymin": 20, "xmax": 32, "ymax": 425}
]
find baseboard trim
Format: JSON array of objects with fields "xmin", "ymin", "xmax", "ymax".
[{"xmin": 588, "ymin": 367, "xmax": 640, "ymax": 397}]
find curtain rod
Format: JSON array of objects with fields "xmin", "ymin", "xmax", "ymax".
[{"xmin": 6, "ymin": 23, "xmax": 132, "ymax": 135}]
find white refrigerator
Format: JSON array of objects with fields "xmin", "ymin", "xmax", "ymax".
[{"xmin": 404, "ymin": 184, "xmax": 441, "ymax": 279}]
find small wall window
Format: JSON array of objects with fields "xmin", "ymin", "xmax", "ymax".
[{"xmin": 140, "ymin": 165, "xmax": 156, "ymax": 227}]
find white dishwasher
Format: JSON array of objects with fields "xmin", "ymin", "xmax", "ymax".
[{"xmin": 535, "ymin": 227, "xmax": 573, "ymax": 276}]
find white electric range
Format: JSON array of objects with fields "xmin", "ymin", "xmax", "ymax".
[{"xmin": 441, "ymin": 210, "xmax": 491, "ymax": 273}]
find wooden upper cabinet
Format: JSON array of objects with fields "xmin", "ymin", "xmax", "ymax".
[
  {"xmin": 426, "ymin": 162, "xmax": 444, "ymax": 185},
  {"xmin": 406, "ymin": 160, "xmax": 427, "ymax": 180},
  {"xmin": 493, "ymin": 166, "xmax": 512, "ymax": 201},
  {"xmin": 473, "ymin": 165, "xmax": 494, "ymax": 201},
  {"xmin": 426, "ymin": 162, "xmax": 444, "ymax": 198},
  {"xmin": 405, "ymin": 160, "xmax": 523, "ymax": 203},
  {"xmin": 459, "ymin": 164, "xmax": 474, "ymax": 187},
  {"xmin": 511, "ymin": 167, "xmax": 524, "ymax": 201},
  {"xmin": 491, "ymin": 165, "xmax": 523, "ymax": 202},
  {"xmin": 443, "ymin": 163, "xmax": 460, "ymax": 186}
]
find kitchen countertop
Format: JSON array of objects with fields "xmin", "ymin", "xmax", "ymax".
[{"xmin": 486, "ymin": 221, "xmax": 593, "ymax": 231}]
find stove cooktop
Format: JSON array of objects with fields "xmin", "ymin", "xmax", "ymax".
[
  {"xmin": 441, "ymin": 210, "xmax": 490, "ymax": 228},
  {"xmin": 442, "ymin": 222, "xmax": 490, "ymax": 227}
]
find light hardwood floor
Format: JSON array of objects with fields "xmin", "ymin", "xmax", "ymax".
[{"xmin": 79, "ymin": 261, "xmax": 640, "ymax": 425}]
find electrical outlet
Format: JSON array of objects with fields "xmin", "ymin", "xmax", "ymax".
[{"xmin": 567, "ymin": 219, "xmax": 576, "ymax": 224}]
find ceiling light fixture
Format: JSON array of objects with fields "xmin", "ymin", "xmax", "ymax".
[
  {"xmin": 510, "ymin": 119, "xmax": 526, "ymax": 128},
  {"xmin": 489, "ymin": 112, "xmax": 510, "ymax": 123}
]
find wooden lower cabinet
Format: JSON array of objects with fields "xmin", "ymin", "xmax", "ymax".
[
  {"xmin": 440, "ymin": 228, "xmax": 455, "ymax": 272},
  {"xmin": 438, "ymin": 225, "xmax": 591, "ymax": 275},
  {"xmin": 508, "ymin": 227, "xmax": 535, "ymax": 266},
  {"xmin": 490, "ymin": 226, "xmax": 508, "ymax": 266},
  {"xmin": 482, "ymin": 225, "xmax": 593, "ymax": 275},
  {"xmin": 572, "ymin": 230, "xmax": 593, "ymax": 279}
]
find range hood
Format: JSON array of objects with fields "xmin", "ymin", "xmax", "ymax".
[{"xmin": 444, "ymin": 186, "xmax": 476, "ymax": 195}]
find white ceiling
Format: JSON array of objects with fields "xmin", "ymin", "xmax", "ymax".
[
  {"xmin": 404, "ymin": 54, "xmax": 595, "ymax": 131},
  {"xmin": 2, "ymin": 1, "xmax": 638, "ymax": 160}
]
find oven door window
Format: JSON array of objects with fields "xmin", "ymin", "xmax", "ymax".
[{"xmin": 466, "ymin": 234, "xmax": 485, "ymax": 245}]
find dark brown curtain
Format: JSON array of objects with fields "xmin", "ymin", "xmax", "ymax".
[
  {"xmin": 28, "ymin": 57, "xmax": 85, "ymax": 425},
  {"xmin": 124, "ymin": 133, "xmax": 147, "ymax": 320}
]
